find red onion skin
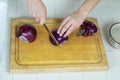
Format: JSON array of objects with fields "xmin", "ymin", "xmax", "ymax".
[
  {"xmin": 17, "ymin": 24, "xmax": 37, "ymax": 43},
  {"xmin": 49, "ymin": 29, "xmax": 68, "ymax": 46}
]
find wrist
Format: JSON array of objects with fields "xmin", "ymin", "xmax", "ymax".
[{"xmin": 76, "ymin": 8, "xmax": 88, "ymax": 18}]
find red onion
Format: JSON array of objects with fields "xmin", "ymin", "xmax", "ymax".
[
  {"xmin": 16, "ymin": 24, "xmax": 37, "ymax": 43},
  {"xmin": 77, "ymin": 20, "xmax": 97, "ymax": 37},
  {"xmin": 49, "ymin": 29, "xmax": 68, "ymax": 46}
]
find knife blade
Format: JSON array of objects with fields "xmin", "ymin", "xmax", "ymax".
[{"xmin": 43, "ymin": 23, "xmax": 59, "ymax": 46}]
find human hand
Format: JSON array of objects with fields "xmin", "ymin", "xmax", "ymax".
[
  {"xmin": 27, "ymin": 0, "xmax": 46, "ymax": 24},
  {"xmin": 57, "ymin": 11, "xmax": 87, "ymax": 37}
]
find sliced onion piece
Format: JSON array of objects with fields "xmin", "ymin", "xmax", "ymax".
[{"xmin": 77, "ymin": 20, "xmax": 97, "ymax": 37}]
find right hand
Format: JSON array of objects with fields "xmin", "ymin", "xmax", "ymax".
[{"xmin": 27, "ymin": 0, "xmax": 46, "ymax": 24}]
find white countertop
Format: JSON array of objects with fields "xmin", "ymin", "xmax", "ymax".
[{"xmin": 0, "ymin": 0, "xmax": 120, "ymax": 80}]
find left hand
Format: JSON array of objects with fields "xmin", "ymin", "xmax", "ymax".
[{"xmin": 57, "ymin": 11, "xmax": 87, "ymax": 37}]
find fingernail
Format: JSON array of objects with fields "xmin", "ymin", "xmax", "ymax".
[
  {"xmin": 57, "ymin": 31, "xmax": 59, "ymax": 34},
  {"xmin": 59, "ymin": 34, "xmax": 62, "ymax": 36},
  {"xmin": 40, "ymin": 20, "xmax": 45, "ymax": 25},
  {"xmin": 40, "ymin": 22, "xmax": 44, "ymax": 25}
]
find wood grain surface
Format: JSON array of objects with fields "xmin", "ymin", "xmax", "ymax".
[{"xmin": 10, "ymin": 18, "xmax": 108, "ymax": 73}]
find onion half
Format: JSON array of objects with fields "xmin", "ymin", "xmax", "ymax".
[
  {"xmin": 49, "ymin": 29, "xmax": 68, "ymax": 46},
  {"xmin": 16, "ymin": 24, "xmax": 37, "ymax": 43}
]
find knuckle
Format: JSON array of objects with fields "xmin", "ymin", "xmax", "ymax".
[
  {"xmin": 67, "ymin": 16, "xmax": 71, "ymax": 19},
  {"xmin": 71, "ymin": 19, "xmax": 76, "ymax": 23}
]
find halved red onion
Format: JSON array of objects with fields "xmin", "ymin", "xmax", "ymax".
[
  {"xmin": 16, "ymin": 24, "xmax": 37, "ymax": 43},
  {"xmin": 49, "ymin": 29, "xmax": 68, "ymax": 46}
]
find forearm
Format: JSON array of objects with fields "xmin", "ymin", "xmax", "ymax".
[{"xmin": 77, "ymin": 0, "xmax": 101, "ymax": 16}]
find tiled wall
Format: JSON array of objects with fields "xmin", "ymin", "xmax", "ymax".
[{"xmin": 8, "ymin": 0, "xmax": 120, "ymax": 20}]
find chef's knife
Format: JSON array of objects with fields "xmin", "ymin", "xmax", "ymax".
[{"xmin": 43, "ymin": 23, "xmax": 59, "ymax": 46}]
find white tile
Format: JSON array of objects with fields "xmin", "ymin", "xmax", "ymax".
[
  {"xmin": 55, "ymin": 0, "xmax": 73, "ymax": 4},
  {"xmin": 98, "ymin": 0, "xmax": 107, "ymax": 6},
  {"xmin": 17, "ymin": 0, "xmax": 26, "ymax": 3},
  {"xmin": 72, "ymin": 0, "xmax": 84, "ymax": 4},
  {"xmin": 37, "ymin": 72, "xmax": 84, "ymax": 80},
  {"xmin": 54, "ymin": 0, "xmax": 74, "ymax": 18},
  {"xmin": 84, "ymin": 71, "xmax": 106, "ymax": 80},
  {"xmin": 0, "ymin": 0, "xmax": 8, "ymax": 1},
  {"xmin": 55, "ymin": 3, "xmax": 74, "ymax": 18},
  {"xmin": 8, "ymin": 0, "xmax": 17, "ymax": 20},
  {"xmin": 8, "ymin": 0, "xmax": 18, "ymax": 1},
  {"xmin": 106, "ymin": 51, "xmax": 120, "ymax": 70},
  {"xmin": 13, "ymin": 73, "xmax": 37, "ymax": 80},
  {"xmin": 44, "ymin": 1, "xmax": 56, "ymax": 18},
  {"xmin": 17, "ymin": 1, "xmax": 31, "ymax": 18},
  {"xmin": 60, "ymin": 72, "xmax": 84, "ymax": 80},
  {"xmin": 3, "ymin": 20, "xmax": 11, "ymax": 44},
  {"xmin": 99, "ymin": 0, "xmax": 120, "ymax": 6},
  {"xmin": 0, "ymin": 19, "xmax": 11, "ymax": 45},
  {"xmin": 42, "ymin": 0, "xmax": 54, "ymax": 4},
  {"xmin": 0, "ymin": 45, "xmax": 10, "ymax": 72},
  {"xmin": 0, "ymin": 72, "xmax": 13, "ymax": 80},
  {"xmin": 93, "ymin": 5, "xmax": 120, "ymax": 19},
  {"xmin": 0, "ymin": 1, "xmax": 8, "ymax": 54},
  {"xmin": 37, "ymin": 73, "xmax": 62, "ymax": 80},
  {"xmin": 106, "ymin": 71, "xmax": 120, "ymax": 80}
]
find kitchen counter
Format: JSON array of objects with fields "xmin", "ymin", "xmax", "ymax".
[{"xmin": 0, "ymin": 0, "xmax": 120, "ymax": 80}]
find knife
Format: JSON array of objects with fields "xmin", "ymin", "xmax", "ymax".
[{"xmin": 43, "ymin": 23, "xmax": 59, "ymax": 46}]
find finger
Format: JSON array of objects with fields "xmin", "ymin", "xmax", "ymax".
[
  {"xmin": 40, "ymin": 17, "xmax": 46, "ymax": 24},
  {"xmin": 36, "ymin": 12, "xmax": 41, "ymax": 18},
  {"xmin": 31, "ymin": 8, "xmax": 37, "ymax": 17},
  {"xmin": 35, "ymin": 17, "xmax": 40, "ymax": 23},
  {"xmin": 35, "ymin": 12, "xmax": 41, "ymax": 23},
  {"xmin": 29, "ymin": 10, "xmax": 36, "ymax": 17},
  {"xmin": 33, "ymin": 12, "xmax": 37, "ymax": 17},
  {"xmin": 28, "ymin": 9, "xmax": 32, "ymax": 16},
  {"xmin": 57, "ymin": 17, "xmax": 70, "ymax": 34},
  {"xmin": 63, "ymin": 25, "xmax": 76, "ymax": 37},
  {"xmin": 40, "ymin": 13, "xmax": 46, "ymax": 24},
  {"xmin": 59, "ymin": 21, "xmax": 72, "ymax": 36}
]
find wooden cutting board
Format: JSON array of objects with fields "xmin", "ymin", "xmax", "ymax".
[{"xmin": 10, "ymin": 18, "xmax": 108, "ymax": 73}]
